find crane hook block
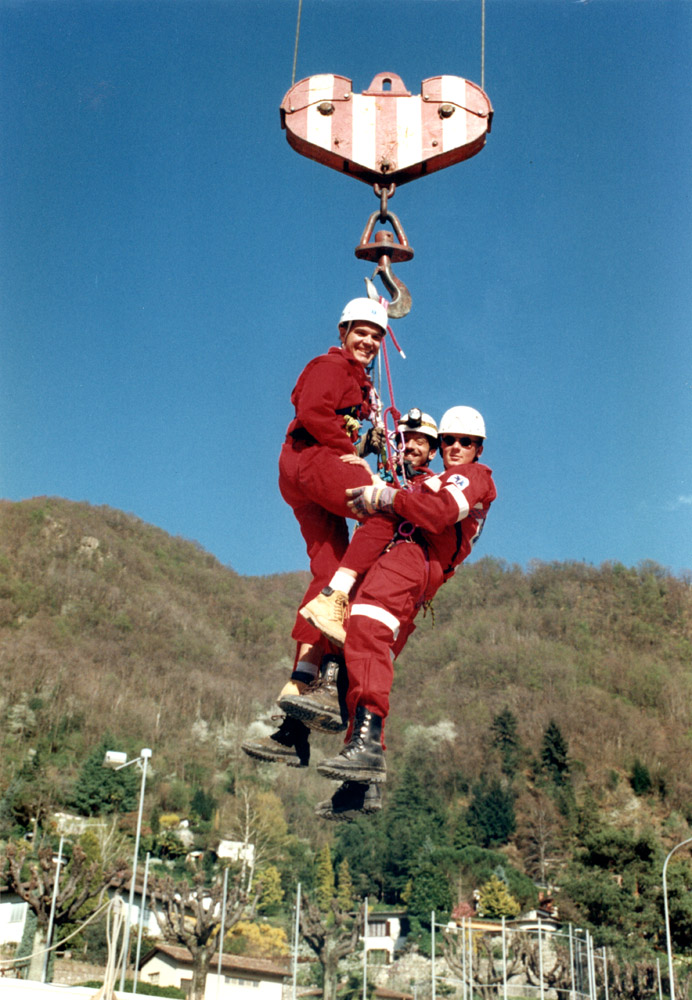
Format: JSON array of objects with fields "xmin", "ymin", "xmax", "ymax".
[{"xmin": 280, "ymin": 72, "xmax": 493, "ymax": 187}]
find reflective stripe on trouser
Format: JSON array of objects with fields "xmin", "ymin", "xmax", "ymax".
[
  {"xmin": 344, "ymin": 542, "xmax": 427, "ymax": 722},
  {"xmin": 279, "ymin": 440, "xmax": 372, "ymax": 643}
]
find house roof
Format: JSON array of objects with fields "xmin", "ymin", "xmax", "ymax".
[{"xmin": 140, "ymin": 943, "xmax": 289, "ymax": 979}]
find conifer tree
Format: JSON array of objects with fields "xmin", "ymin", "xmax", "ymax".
[
  {"xmin": 336, "ymin": 858, "xmax": 354, "ymax": 911},
  {"xmin": 540, "ymin": 721, "xmax": 570, "ymax": 786},
  {"xmin": 315, "ymin": 844, "xmax": 335, "ymax": 912},
  {"xmin": 490, "ymin": 708, "xmax": 522, "ymax": 777},
  {"xmin": 477, "ymin": 873, "xmax": 520, "ymax": 918},
  {"xmin": 466, "ymin": 778, "xmax": 516, "ymax": 848}
]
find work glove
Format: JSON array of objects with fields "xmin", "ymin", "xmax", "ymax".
[
  {"xmin": 346, "ymin": 484, "xmax": 398, "ymax": 517},
  {"xmin": 355, "ymin": 425, "xmax": 387, "ymax": 458}
]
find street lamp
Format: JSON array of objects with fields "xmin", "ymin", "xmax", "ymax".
[
  {"xmin": 103, "ymin": 747, "xmax": 152, "ymax": 993},
  {"xmin": 662, "ymin": 836, "xmax": 692, "ymax": 1000}
]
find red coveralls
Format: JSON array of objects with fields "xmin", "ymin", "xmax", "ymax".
[
  {"xmin": 343, "ymin": 462, "xmax": 497, "ymax": 725},
  {"xmin": 278, "ymin": 346, "xmax": 375, "ymax": 645}
]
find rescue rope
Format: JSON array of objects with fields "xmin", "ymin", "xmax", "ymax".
[{"xmin": 291, "ymin": 0, "xmax": 303, "ymax": 86}]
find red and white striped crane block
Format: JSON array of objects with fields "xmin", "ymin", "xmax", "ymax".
[{"xmin": 280, "ymin": 72, "xmax": 493, "ymax": 187}]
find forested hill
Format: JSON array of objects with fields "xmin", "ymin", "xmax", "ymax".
[{"xmin": 2, "ymin": 496, "xmax": 692, "ymax": 939}]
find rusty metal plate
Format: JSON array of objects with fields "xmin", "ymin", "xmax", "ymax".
[{"xmin": 280, "ymin": 72, "xmax": 493, "ymax": 187}]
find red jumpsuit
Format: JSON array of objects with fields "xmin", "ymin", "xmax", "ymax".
[
  {"xmin": 343, "ymin": 462, "xmax": 497, "ymax": 723},
  {"xmin": 278, "ymin": 346, "xmax": 375, "ymax": 645},
  {"xmin": 339, "ymin": 467, "xmax": 435, "ymax": 578}
]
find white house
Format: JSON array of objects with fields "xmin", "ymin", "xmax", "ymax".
[
  {"xmin": 0, "ymin": 887, "xmax": 28, "ymax": 946},
  {"xmin": 139, "ymin": 943, "xmax": 289, "ymax": 1000},
  {"xmin": 361, "ymin": 911, "xmax": 407, "ymax": 965}
]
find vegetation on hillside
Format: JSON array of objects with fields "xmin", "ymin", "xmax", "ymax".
[{"xmin": 2, "ymin": 496, "xmax": 692, "ymax": 982}]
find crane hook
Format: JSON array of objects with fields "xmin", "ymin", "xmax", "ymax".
[{"xmin": 364, "ymin": 258, "xmax": 412, "ymax": 319}]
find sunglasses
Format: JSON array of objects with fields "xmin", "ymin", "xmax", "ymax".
[{"xmin": 440, "ymin": 435, "xmax": 482, "ymax": 448}]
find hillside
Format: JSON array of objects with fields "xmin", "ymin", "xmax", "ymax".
[{"xmin": 2, "ymin": 496, "xmax": 692, "ymax": 956}]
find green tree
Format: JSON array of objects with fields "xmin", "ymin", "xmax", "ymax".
[
  {"xmin": 407, "ymin": 855, "xmax": 453, "ymax": 923},
  {"xmin": 257, "ymin": 864, "xmax": 284, "ymax": 914},
  {"xmin": 466, "ymin": 778, "xmax": 516, "ymax": 848},
  {"xmin": 477, "ymin": 874, "xmax": 520, "ymax": 918},
  {"xmin": 336, "ymin": 858, "xmax": 354, "ymax": 911},
  {"xmin": 541, "ymin": 721, "xmax": 570, "ymax": 787},
  {"xmin": 383, "ymin": 764, "xmax": 447, "ymax": 901},
  {"xmin": 629, "ymin": 759, "xmax": 653, "ymax": 797},
  {"xmin": 560, "ymin": 827, "xmax": 662, "ymax": 951},
  {"xmin": 190, "ymin": 788, "xmax": 217, "ymax": 823},
  {"xmin": 71, "ymin": 738, "xmax": 140, "ymax": 816},
  {"xmin": 334, "ymin": 813, "xmax": 387, "ymax": 899},
  {"xmin": 315, "ymin": 844, "xmax": 335, "ymax": 912},
  {"xmin": 490, "ymin": 708, "xmax": 522, "ymax": 778}
]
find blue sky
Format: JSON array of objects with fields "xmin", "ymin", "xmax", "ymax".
[{"xmin": 2, "ymin": 0, "xmax": 691, "ymax": 579}]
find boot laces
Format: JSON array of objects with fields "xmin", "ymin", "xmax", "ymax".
[{"xmin": 326, "ymin": 591, "xmax": 348, "ymax": 622}]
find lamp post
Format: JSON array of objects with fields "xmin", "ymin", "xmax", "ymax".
[
  {"xmin": 662, "ymin": 836, "xmax": 692, "ymax": 1000},
  {"xmin": 103, "ymin": 747, "xmax": 152, "ymax": 993},
  {"xmin": 41, "ymin": 836, "xmax": 65, "ymax": 983}
]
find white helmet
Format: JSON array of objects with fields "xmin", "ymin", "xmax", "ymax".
[
  {"xmin": 397, "ymin": 408, "xmax": 439, "ymax": 443},
  {"xmin": 339, "ymin": 298, "xmax": 388, "ymax": 333},
  {"xmin": 438, "ymin": 406, "xmax": 486, "ymax": 440}
]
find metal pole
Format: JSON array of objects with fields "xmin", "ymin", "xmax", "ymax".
[
  {"xmin": 588, "ymin": 932, "xmax": 597, "ymax": 1000},
  {"xmin": 431, "ymin": 911, "xmax": 436, "ymax": 1000},
  {"xmin": 501, "ymin": 915, "xmax": 508, "ymax": 1000},
  {"xmin": 292, "ymin": 883, "xmax": 301, "ymax": 1000},
  {"xmin": 133, "ymin": 851, "xmax": 151, "ymax": 995},
  {"xmin": 363, "ymin": 897, "xmax": 368, "ymax": 1000},
  {"xmin": 467, "ymin": 915, "xmax": 473, "ymax": 997},
  {"xmin": 120, "ymin": 749, "xmax": 151, "ymax": 993},
  {"xmin": 663, "ymin": 837, "xmax": 692, "ymax": 1000},
  {"xmin": 569, "ymin": 925, "xmax": 575, "ymax": 1000},
  {"xmin": 537, "ymin": 918, "xmax": 545, "ymax": 1000},
  {"xmin": 657, "ymin": 957, "xmax": 664, "ymax": 1000},
  {"xmin": 216, "ymin": 866, "xmax": 230, "ymax": 1000},
  {"xmin": 41, "ymin": 836, "xmax": 64, "ymax": 983},
  {"xmin": 462, "ymin": 919, "xmax": 467, "ymax": 1000}
]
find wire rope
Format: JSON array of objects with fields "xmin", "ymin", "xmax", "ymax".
[
  {"xmin": 291, "ymin": 0, "xmax": 303, "ymax": 86},
  {"xmin": 481, "ymin": 0, "xmax": 486, "ymax": 91}
]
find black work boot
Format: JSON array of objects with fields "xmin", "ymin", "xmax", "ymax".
[
  {"xmin": 316, "ymin": 706, "xmax": 386, "ymax": 783},
  {"xmin": 278, "ymin": 655, "xmax": 348, "ymax": 733},
  {"xmin": 315, "ymin": 781, "xmax": 382, "ymax": 821},
  {"xmin": 242, "ymin": 716, "xmax": 310, "ymax": 767}
]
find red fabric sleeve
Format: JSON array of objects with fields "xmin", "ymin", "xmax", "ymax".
[
  {"xmin": 290, "ymin": 353, "xmax": 369, "ymax": 455},
  {"xmin": 392, "ymin": 464, "xmax": 496, "ymax": 534}
]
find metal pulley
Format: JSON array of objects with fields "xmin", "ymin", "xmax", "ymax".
[
  {"xmin": 280, "ymin": 71, "xmax": 493, "ymax": 186},
  {"xmin": 280, "ymin": 71, "xmax": 493, "ymax": 321}
]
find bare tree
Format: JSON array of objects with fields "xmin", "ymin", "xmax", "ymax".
[
  {"xmin": 514, "ymin": 931, "xmax": 573, "ymax": 992},
  {"xmin": 444, "ymin": 926, "xmax": 524, "ymax": 1000},
  {"xmin": 148, "ymin": 858, "xmax": 258, "ymax": 1000},
  {"xmin": 515, "ymin": 789, "xmax": 564, "ymax": 883},
  {"xmin": 3, "ymin": 839, "xmax": 128, "ymax": 980},
  {"xmin": 299, "ymin": 892, "xmax": 364, "ymax": 1000}
]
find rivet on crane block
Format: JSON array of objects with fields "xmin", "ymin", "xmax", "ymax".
[{"xmin": 280, "ymin": 72, "xmax": 493, "ymax": 187}]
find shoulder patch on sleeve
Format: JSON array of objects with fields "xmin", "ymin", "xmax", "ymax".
[{"xmin": 448, "ymin": 473, "xmax": 470, "ymax": 491}]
